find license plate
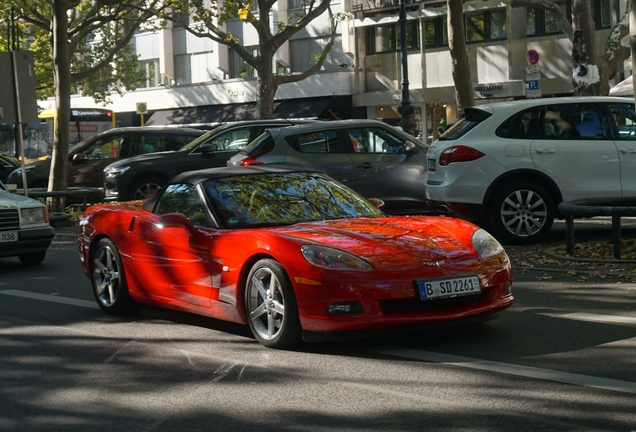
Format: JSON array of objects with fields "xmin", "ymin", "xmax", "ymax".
[
  {"xmin": 415, "ymin": 274, "xmax": 481, "ymax": 301},
  {"xmin": 0, "ymin": 231, "xmax": 18, "ymax": 243},
  {"xmin": 427, "ymin": 159, "xmax": 436, "ymax": 172}
]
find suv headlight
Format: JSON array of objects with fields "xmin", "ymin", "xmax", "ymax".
[
  {"xmin": 21, "ymin": 207, "xmax": 48, "ymax": 225},
  {"xmin": 104, "ymin": 165, "xmax": 130, "ymax": 176}
]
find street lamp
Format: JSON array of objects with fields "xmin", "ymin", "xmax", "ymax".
[{"xmin": 397, "ymin": 0, "xmax": 415, "ymax": 136}]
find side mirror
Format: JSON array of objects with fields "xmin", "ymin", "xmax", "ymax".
[
  {"xmin": 404, "ymin": 142, "xmax": 418, "ymax": 154},
  {"xmin": 368, "ymin": 198, "xmax": 385, "ymax": 209},
  {"xmin": 4, "ymin": 184, "xmax": 18, "ymax": 192},
  {"xmin": 201, "ymin": 143, "xmax": 218, "ymax": 158},
  {"xmin": 158, "ymin": 213, "xmax": 198, "ymax": 237},
  {"xmin": 73, "ymin": 153, "xmax": 89, "ymax": 162}
]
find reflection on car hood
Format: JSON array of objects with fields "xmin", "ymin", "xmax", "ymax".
[
  {"xmin": 275, "ymin": 216, "xmax": 478, "ymax": 268},
  {"xmin": 0, "ymin": 190, "xmax": 44, "ymax": 208},
  {"xmin": 107, "ymin": 150, "xmax": 178, "ymax": 167}
]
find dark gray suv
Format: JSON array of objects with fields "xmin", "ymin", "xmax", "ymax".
[
  {"xmin": 103, "ymin": 119, "xmax": 317, "ymax": 202},
  {"xmin": 6, "ymin": 126, "xmax": 204, "ymax": 190}
]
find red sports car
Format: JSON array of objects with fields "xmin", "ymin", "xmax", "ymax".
[{"xmin": 78, "ymin": 166, "xmax": 513, "ymax": 349}]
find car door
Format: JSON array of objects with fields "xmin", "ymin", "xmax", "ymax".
[
  {"xmin": 185, "ymin": 125, "xmax": 260, "ymax": 171},
  {"xmin": 69, "ymin": 133, "xmax": 128, "ymax": 187},
  {"xmin": 345, "ymin": 125, "xmax": 429, "ymax": 210},
  {"xmin": 128, "ymin": 183, "xmax": 219, "ymax": 308},
  {"xmin": 530, "ymin": 103, "xmax": 621, "ymax": 201},
  {"xmin": 282, "ymin": 129, "xmax": 356, "ymax": 189},
  {"xmin": 606, "ymin": 101, "xmax": 636, "ymax": 197}
]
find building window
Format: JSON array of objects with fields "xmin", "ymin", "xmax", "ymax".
[
  {"xmin": 527, "ymin": 0, "xmax": 571, "ymax": 36},
  {"xmin": 174, "ymin": 54, "xmax": 191, "ymax": 85},
  {"xmin": 465, "ymin": 9, "xmax": 507, "ymax": 44},
  {"xmin": 366, "ymin": 21, "xmax": 419, "ymax": 54},
  {"xmin": 290, "ymin": 36, "xmax": 346, "ymax": 72},
  {"xmin": 138, "ymin": 59, "xmax": 161, "ymax": 88},
  {"xmin": 424, "ymin": 17, "xmax": 448, "ymax": 48},
  {"xmin": 229, "ymin": 47, "xmax": 257, "ymax": 79},
  {"xmin": 591, "ymin": 0, "xmax": 612, "ymax": 29}
]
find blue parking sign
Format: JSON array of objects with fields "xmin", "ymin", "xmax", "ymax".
[{"xmin": 528, "ymin": 80, "xmax": 539, "ymax": 90}]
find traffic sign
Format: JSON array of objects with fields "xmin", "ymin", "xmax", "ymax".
[
  {"xmin": 136, "ymin": 102, "xmax": 148, "ymax": 115},
  {"xmin": 526, "ymin": 73, "xmax": 541, "ymax": 81},
  {"xmin": 527, "ymin": 80, "xmax": 539, "ymax": 91},
  {"xmin": 526, "ymin": 50, "xmax": 540, "ymax": 65},
  {"xmin": 525, "ymin": 64, "xmax": 540, "ymax": 75}
]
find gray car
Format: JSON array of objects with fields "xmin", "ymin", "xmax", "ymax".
[{"xmin": 227, "ymin": 120, "xmax": 430, "ymax": 214}]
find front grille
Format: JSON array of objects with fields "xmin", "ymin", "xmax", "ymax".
[
  {"xmin": 380, "ymin": 294, "xmax": 482, "ymax": 314},
  {"xmin": 0, "ymin": 209, "xmax": 20, "ymax": 230}
]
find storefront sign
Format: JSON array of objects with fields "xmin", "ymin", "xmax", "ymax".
[
  {"xmin": 473, "ymin": 84, "xmax": 505, "ymax": 99},
  {"xmin": 228, "ymin": 89, "xmax": 245, "ymax": 97}
]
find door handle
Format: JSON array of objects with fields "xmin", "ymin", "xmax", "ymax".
[
  {"xmin": 620, "ymin": 149, "xmax": 636, "ymax": 154},
  {"xmin": 535, "ymin": 149, "xmax": 555, "ymax": 154},
  {"xmin": 356, "ymin": 162, "xmax": 373, "ymax": 169}
]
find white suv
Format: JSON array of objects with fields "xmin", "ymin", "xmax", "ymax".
[{"xmin": 426, "ymin": 96, "xmax": 636, "ymax": 244}]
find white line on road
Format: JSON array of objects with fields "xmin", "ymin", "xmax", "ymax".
[
  {"xmin": 367, "ymin": 346, "xmax": 636, "ymax": 395},
  {"xmin": 0, "ymin": 289, "xmax": 98, "ymax": 309},
  {"xmin": 541, "ymin": 312, "xmax": 636, "ymax": 326}
]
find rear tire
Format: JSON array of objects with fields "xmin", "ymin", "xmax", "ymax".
[
  {"xmin": 489, "ymin": 181, "xmax": 554, "ymax": 245},
  {"xmin": 128, "ymin": 177, "xmax": 166, "ymax": 201},
  {"xmin": 244, "ymin": 259, "xmax": 301, "ymax": 349},
  {"xmin": 91, "ymin": 238, "xmax": 142, "ymax": 315}
]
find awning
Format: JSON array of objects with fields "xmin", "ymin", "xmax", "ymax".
[
  {"xmin": 145, "ymin": 108, "xmax": 193, "ymax": 125},
  {"xmin": 610, "ymin": 75, "xmax": 634, "ymax": 97},
  {"xmin": 274, "ymin": 96, "xmax": 334, "ymax": 119}
]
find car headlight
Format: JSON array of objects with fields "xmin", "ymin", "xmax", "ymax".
[
  {"xmin": 472, "ymin": 229, "xmax": 504, "ymax": 258},
  {"xmin": 104, "ymin": 165, "xmax": 130, "ymax": 176},
  {"xmin": 21, "ymin": 207, "xmax": 48, "ymax": 225},
  {"xmin": 301, "ymin": 245, "xmax": 373, "ymax": 271}
]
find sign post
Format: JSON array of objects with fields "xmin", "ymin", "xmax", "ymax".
[
  {"xmin": 525, "ymin": 50, "xmax": 542, "ymax": 98},
  {"xmin": 136, "ymin": 102, "xmax": 148, "ymax": 126}
]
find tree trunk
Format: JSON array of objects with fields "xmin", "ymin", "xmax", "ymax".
[
  {"xmin": 447, "ymin": 0, "xmax": 474, "ymax": 111},
  {"xmin": 49, "ymin": 0, "xmax": 71, "ymax": 199},
  {"xmin": 255, "ymin": 44, "xmax": 276, "ymax": 120},
  {"xmin": 631, "ymin": 0, "xmax": 636, "ymax": 98},
  {"xmin": 571, "ymin": 0, "xmax": 605, "ymax": 95}
]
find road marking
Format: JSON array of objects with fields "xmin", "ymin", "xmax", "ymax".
[
  {"xmin": 542, "ymin": 312, "xmax": 636, "ymax": 326},
  {"xmin": 0, "ymin": 289, "xmax": 98, "ymax": 309},
  {"xmin": 367, "ymin": 346, "xmax": 636, "ymax": 395}
]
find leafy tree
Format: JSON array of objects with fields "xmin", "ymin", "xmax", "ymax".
[
  {"xmin": 510, "ymin": 0, "xmax": 630, "ymax": 95},
  {"xmin": 166, "ymin": 0, "xmax": 344, "ymax": 119},
  {"xmin": 6, "ymin": 0, "xmax": 161, "ymax": 195}
]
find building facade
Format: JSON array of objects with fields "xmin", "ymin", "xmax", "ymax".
[{"xmin": 41, "ymin": 0, "xmax": 623, "ymax": 142}]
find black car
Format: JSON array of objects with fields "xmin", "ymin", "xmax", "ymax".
[
  {"xmin": 0, "ymin": 152, "xmax": 20, "ymax": 184},
  {"xmin": 5, "ymin": 126, "xmax": 204, "ymax": 189},
  {"xmin": 103, "ymin": 119, "xmax": 317, "ymax": 202}
]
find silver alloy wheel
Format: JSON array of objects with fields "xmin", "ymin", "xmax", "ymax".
[
  {"xmin": 499, "ymin": 189, "xmax": 548, "ymax": 238},
  {"xmin": 92, "ymin": 244, "xmax": 120, "ymax": 307},
  {"xmin": 246, "ymin": 267, "xmax": 286, "ymax": 341},
  {"xmin": 133, "ymin": 183, "xmax": 162, "ymax": 200}
]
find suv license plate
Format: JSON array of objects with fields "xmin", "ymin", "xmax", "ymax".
[
  {"xmin": 427, "ymin": 159, "xmax": 436, "ymax": 172},
  {"xmin": 0, "ymin": 231, "xmax": 18, "ymax": 243},
  {"xmin": 416, "ymin": 275, "xmax": 481, "ymax": 301}
]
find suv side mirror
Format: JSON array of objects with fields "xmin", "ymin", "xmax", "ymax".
[
  {"xmin": 201, "ymin": 143, "xmax": 218, "ymax": 158},
  {"xmin": 73, "ymin": 153, "xmax": 89, "ymax": 163},
  {"xmin": 404, "ymin": 142, "xmax": 418, "ymax": 154}
]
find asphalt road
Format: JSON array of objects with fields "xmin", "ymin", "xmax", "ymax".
[{"xmin": 1, "ymin": 221, "xmax": 635, "ymax": 431}]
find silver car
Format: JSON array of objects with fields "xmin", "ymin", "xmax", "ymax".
[{"xmin": 227, "ymin": 120, "xmax": 430, "ymax": 214}]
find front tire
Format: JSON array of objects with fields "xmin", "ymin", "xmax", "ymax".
[
  {"xmin": 489, "ymin": 181, "xmax": 554, "ymax": 245},
  {"xmin": 128, "ymin": 177, "xmax": 166, "ymax": 201},
  {"xmin": 245, "ymin": 259, "xmax": 301, "ymax": 349},
  {"xmin": 91, "ymin": 238, "xmax": 141, "ymax": 315}
]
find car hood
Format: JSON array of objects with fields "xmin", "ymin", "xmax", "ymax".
[
  {"xmin": 0, "ymin": 190, "xmax": 43, "ymax": 208},
  {"xmin": 274, "ymin": 216, "xmax": 479, "ymax": 269}
]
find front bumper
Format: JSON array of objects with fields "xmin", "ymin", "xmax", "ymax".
[{"xmin": 0, "ymin": 225, "xmax": 55, "ymax": 258}]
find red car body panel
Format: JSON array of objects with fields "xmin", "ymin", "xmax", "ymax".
[{"xmin": 79, "ymin": 202, "xmax": 513, "ymax": 336}]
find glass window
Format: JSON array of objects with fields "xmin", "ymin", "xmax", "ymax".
[
  {"xmin": 540, "ymin": 104, "xmax": 607, "ymax": 140},
  {"xmin": 526, "ymin": 8, "xmax": 536, "ymax": 36},
  {"xmin": 156, "ymin": 183, "xmax": 207, "ymax": 226},
  {"xmin": 497, "ymin": 109, "xmax": 536, "ymax": 139},
  {"xmin": 206, "ymin": 127, "xmax": 252, "ymax": 150},
  {"xmin": 83, "ymin": 134, "xmax": 125, "ymax": 159},
  {"xmin": 545, "ymin": 1, "xmax": 567, "ymax": 34},
  {"xmin": 296, "ymin": 130, "xmax": 340, "ymax": 153},
  {"xmin": 346, "ymin": 127, "xmax": 406, "ymax": 154},
  {"xmin": 608, "ymin": 103, "xmax": 636, "ymax": 140},
  {"xmin": 490, "ymin": 10, "xmax": 507, "ymax": 40},
  {"xmin": 229, "ymin": 46, "xmax": 257, "ymax": 78},
  {"xmin": 290, "ymin": 36, "xmax": 345, "ymax": 72},
  {"xmin": 138, "ymin": 59, "xmax": 161, "ymax": 88},
  {"xmin": 466, "ymin": 13, "xmax": 485, "ymax": 43},
  {"xmin": 174, "ymin": 54, "xmax": 191, "ymax": 85}
]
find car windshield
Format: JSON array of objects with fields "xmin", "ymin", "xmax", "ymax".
[{"xmin": 203, "ymin": 172, "xmax": 384, "ymax": 228}]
